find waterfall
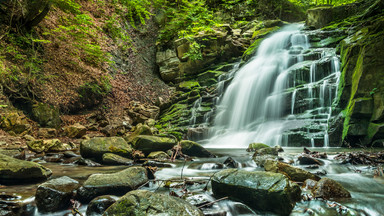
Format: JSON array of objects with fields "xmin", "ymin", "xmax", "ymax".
[{"xmin": 201, "ymin": 24, "xmax": 341, "ymax": 148}]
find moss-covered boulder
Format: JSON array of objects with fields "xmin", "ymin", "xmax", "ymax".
[
  {"xmin": 103, "ymin": 190, "xmax": 204, "ymax": 216},
  {"xmin": 78, "ymin": 167, "xmax": 148, "ymax": 202},
  {"xmin": 35, "ymin": 176, "xmax": 80, "ymax": 212},
  {"xmin": 178, "ymin": 81, "xmax": 200, "ymax": 92},
  {"xmin": 63, "ymin": 123, "xmax": 87, "ymax": 138},
  {"xmin": 102, "ymin": 153, "xmax": 134, "ymax": 165},
  {"xmin": 31, "ymin": 102, "xmax": 61, "ymax": 128},
  {"xmin": 0, "ymin": 153, "xmax": 52, "ymax": 184},
  {"xmin": 247, "ymin": 142, "xmax": 269, "ymax": 151},
  {"xmin": 180, "ymin": 140, "xmax": 214, "ymax": 157},
  {"xmin": 27, "ymin": 139, "xmax": 67, "ymax": 153},
  {"xmin": 131, "ymin": 135, "xmax": 177, "ymax": 155},
  {"xmin": 211, "ymin": 169, "xmax": 301, "ymax": 215},
  {"xmin": 80, "ymin": 137, "xmax": 133, "ymax": 161},
  {"xmin": 264, "ymin": 159, "xmax": 320, "ymax": 182},
  {"xmin": 0, "ymin": 112, "xmax": 32, "ymax": 135}
]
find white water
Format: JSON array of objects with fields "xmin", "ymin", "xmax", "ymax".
[{"xmin": 202, "ymin": 24, "xmax": 340, "ymax": 148}]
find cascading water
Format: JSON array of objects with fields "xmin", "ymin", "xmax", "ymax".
[{"xmin": 198, "ymin": 24, "xmax": 341, "ymax": 148}]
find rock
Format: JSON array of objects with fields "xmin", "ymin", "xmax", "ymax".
[
  {"xmin": 313, "ymin": 177, "xmax": 351, "ymax": 199},
  {"xmin": 147, "ymin": 151, "xmax": 170, "ymax": 160},
  {"xmin": 253, "ymin": 146, "xmax": 279, "ymax": 156},
  {"xmin": 252, "ymin": 154, "xmax": 279, "ymax": 167},
  {"xmin": 124, "ymin": 124, "xmax": 153, "ymax": 143},
  {"xmin": 131, "ymin": 135, "xmax": 177, "ymax": 155},
  {"xmin": 211, "ymin": 169, "xmax": 301, "ymax": 215},
  {"xmin": 223, "ymin": 157, "xmax": 238, "ymax": 168},
  {"xmin": 23, "ymin": 134, "xmax": 35, "ymax": 141},
  {"xmin": 86, "ymin": 195, "xmax": 118, "ymax": 216},
  {"xmin": 27, "ymin": 139, "xmax": 68, "ymax": 153},
  {"xmin": 126, "ymin": 101, "xmax": 160, "ymax": 124},
  {"xmin": 178, "ymin": 81, "xmax": 200, "ymax": 92},
  {"xmin": 103, "ymin": 190, "xmax": 204, "ymax": 216},
  {"xmin": 102, "ymin": 153, "xmax": 134, "ymax": 165},
  {"xmin": 78, "ymin": 167, "xmax": 148, "ymax": 202},
  {"xmin": 298, "ymin": 154, "xmax": 324, "ymax": 165},
  {"xmin": 0, "ymin": 193, "xmax": 35, "ymax": 216},
  {"xmin": 0, "ymin": 112, "xmax": 32, "ymax": 135},
  {"xmin": 31, "ymin": 102, "xmax": 61, "ymax": 128},
  {"xmin": 264, "ymin": 159, "xmax": 321, "ymax": 182},
  {"xmin": 37, "ymin": 128, "xmax": 57, "ymax": 138},
  {"xmin": 247, "ymin": 142, "xmax": 270, "ymax": 151},
  {"xmin": 35, "ymin": 176, "xmax": 80, "ymax": 212},
  {"xmin": 63, "ymin": 123, "xmax": 87, "ymax": 138},
  {"xmin": 80, "ymin": 137, "xmax": 133, "ymax": 161},
  {"xmin": 303, "ymin": 179, "xmax": 318, "ymax": 190},
  {"xmin": 180, "ymin": 140, "xmax": 214, "ymax": 157},
  {"xmin": 0, "ymin": 153, "xmax": 52, "ymax": 184}
]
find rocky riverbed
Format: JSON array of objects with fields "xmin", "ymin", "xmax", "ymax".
[{"xmin": 1, "ymin": 135, "xmax": 383, "ymax": 216}]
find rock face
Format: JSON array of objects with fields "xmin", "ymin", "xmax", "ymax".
[
  {"xmin": 80, "ymin": 137, "xmax": 133, "ymax": 161},
  {"xmin": 35, "ymin": 176, "xmax": 80, "ymax": 212},
  {"xmin": 103, "ymin": 190, "xmax": 204, "ymax": 216},
  {"xmin": 337, "ymin": 7, "xmax": 384, "ymax": 146},
  {"xmin": 78, "ymin": 167, "xmax": 148, "ymax": 202},
  {"xmin": 131, "ymin": 135, "xmax": 177, "ymax": 155},
  {"xmin": 313, "ymin": 177, "xmax": 351, "ymax": 199},
  {"xmin": 180, "ymin": 140, "xmax": 214, "ymax": 157},
  {"xmin": 264, "ymin": 159, "xmax": 320, "ymax": 182},
  {"xmin": 0, "ymin": 153, "xmax": 52, "ymax": 184},
  {"xmin": 31, "ymin": 102, "xmax": 61, "ymax": 128},
  {"xmin": 306, "ymin": 3, "xmax": 361, "ymax": 29},
  {"xmin": 211, "ymin": 169, "xmax": 301, "ymax": 215}
]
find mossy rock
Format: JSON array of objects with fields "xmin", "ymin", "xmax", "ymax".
[
  {"xmin": 80, "ymin": 137, "xmax": 133, "ymax": 162},
  {"xmin": 31, "ymin": 103, "xmax": 61, "ymax": 128},
  {"xmin": 0, "ymin": 153, "xmax": 52, "ymax": 184},
  {"xmin": 124, "ymin": 124, "xmax": 153, "ymax": 143},
  {"xmin": 0, "ymin": 112, "xmax": 32, "ymax": 135},
  {"xmin": 180, "ymin": 140, "xmax": 214, "ymax": 158},
  {"xmin": 178, "ymin": 81, "xmax": 200, "ymax": 92},
  {"xmin": 103, "ymin": 190, "xmax": 204, "ymax": 216},
  {"xmin": 102, "ymin": 153, "xmax": 134, "ymax": 165},
  {"xmin": 147, "ymin": 151, "xmax": 170, "ymax": 160},
  {"xmin": 247, "ymin": 142, "xmax": 269, "ymax": 151},
  {"xmin": 78, "ymin": 167, "xmax": 148, "ymax": 202},
  {"xmin": 132, "ymin": 135, "xmax": 177, "ymax": 155},
  {"xmin": 211, "ymin": 169, "xmax": 301, "ymax": 215},
  {"xmin": 264, "ymin": 159, "xmax": 320, "ymax": 182}
]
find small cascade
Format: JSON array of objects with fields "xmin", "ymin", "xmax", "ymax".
[
  {"xmin": 291, "ymin": 89, "xmax": 297, "ymax": 115},
  {"xmin": 189, "ymin": 98, "xmax": 202, "ymax": 125}
]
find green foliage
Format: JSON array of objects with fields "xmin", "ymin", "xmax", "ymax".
[
  {"xmin": 112, "ymin": 0, "xmax": 155, "ymax": 28},
  {"xmin": 288, "ymin": 0, "xmax": 358, "ymax": 7}
]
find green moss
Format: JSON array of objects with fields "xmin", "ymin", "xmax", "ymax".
[
  {"xmin": 242, "ymin": 38, "xmax": 264, "ymax": 62},
  {"xmin": 178, "ymin": 81, "xmax": 200, "ymax": 91},
  {"xmin": 252, "ymin": 26, "xmax": 280, "ymax": 39}
]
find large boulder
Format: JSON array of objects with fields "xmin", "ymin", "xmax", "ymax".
[
  {"xmin": 264, "ymin": 159, "xmax": 321, "ymax": 182},
  {"xmin": 31, "ymin": 102, "xmax": 61, "ymax": 128},
  {"xmin": 0, "ymin": 153, "xmax": 52, "ymax": 184},
  {"xmin": 35, "ymin": 176, "xmax": 80, "ymax": 212},
  {"xmin": 103, "ymin": 190, "xmax": 204, "ymax": 216},
  {"xmin": 131, "ymin": 135, "xmax": 177, "ymax": 155},
  {"xmin": 124, "ymin": 123, "xmax": 153, "ymax": 143},
  {"xmin": 211, "ymin": 169, "xmax": 301, "ymax": 215},
  {"xmin": 80, "ymin": 137, "xmax": 133, "ymax": 161},
  {"xmin": 78, "ymin": 167, "xmax": 148, "ymax": 202},
  {"xmin": 180, "ymin": 140, "xmax": 214, "ymax": 157}
]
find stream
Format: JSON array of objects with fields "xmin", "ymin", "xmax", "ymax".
[{"xmin": 2, "ymin": 148, "xmax": 384, "ymax": 216}]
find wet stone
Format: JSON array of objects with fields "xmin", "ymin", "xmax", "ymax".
[
  {"xmin": 35, "ymin": 176, "xmax": 80, "ymax": 212},
  {"xmin": 86, "ymin": 195, "xmax": 118, "ymax": 216}
]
